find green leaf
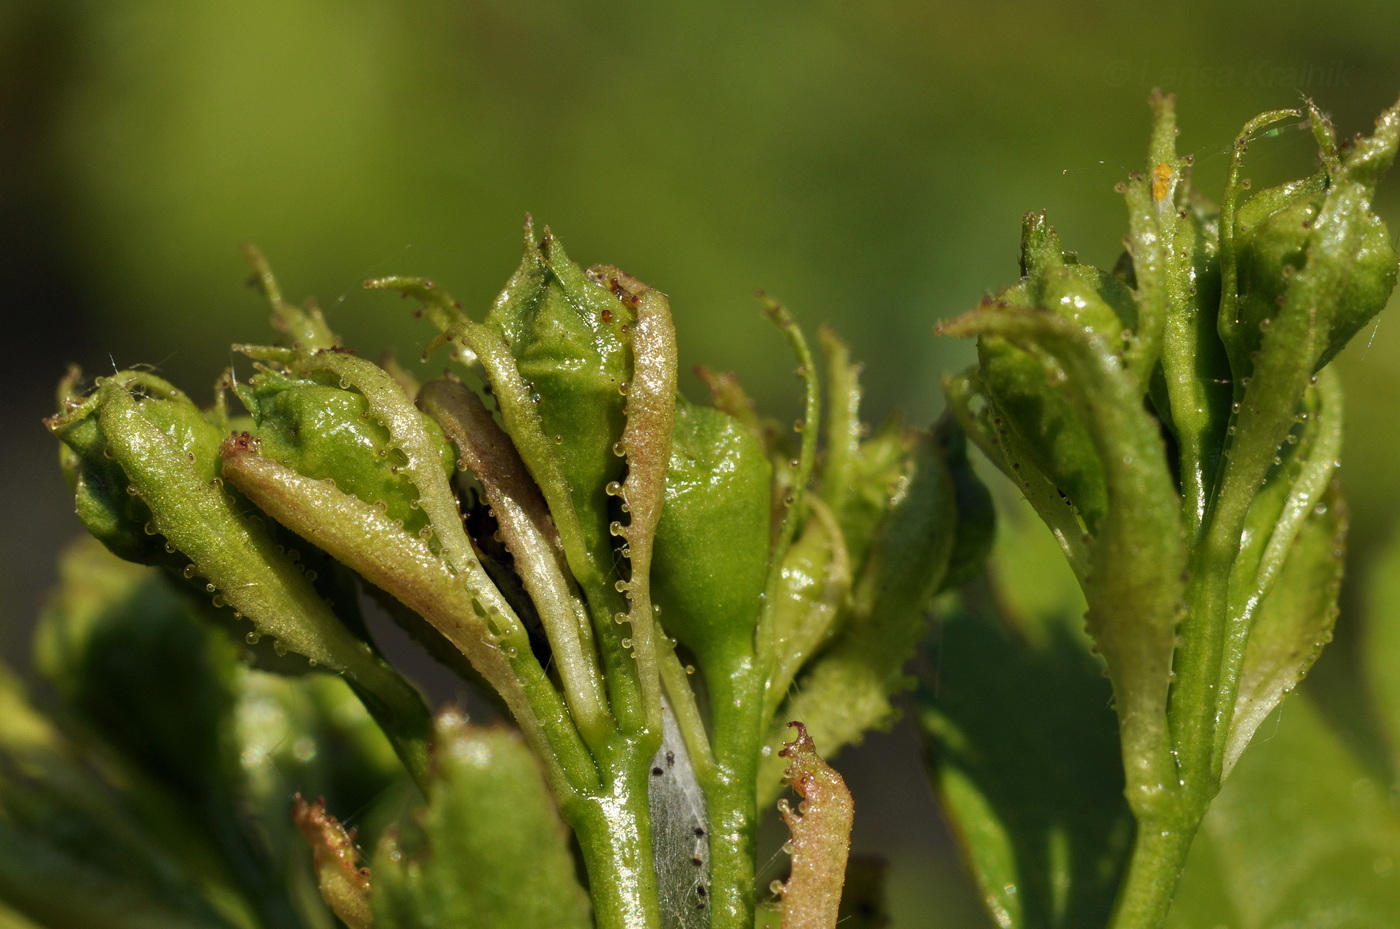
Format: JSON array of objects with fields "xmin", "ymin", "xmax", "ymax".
[
  {"xmin": 1117, "ymin": 91, "xmax": 1188, "ymax": 387},
  {"xmin": 30, "ymin": 538, "xmax": 409, "ymax": 929},
  {"xmin": 235, "ymin": 367, "xmax": 455, "ymax": 543},
  {"xmin": 1223, "ymin": 100, "xmax": 1399, "ymax": 378},
  {"xmin": 421, "ymin": 224, "xmax": 638, "ymax": 630},
  {"xmin": 760, "ymin": 502, "xmax": 851, "ymax": 724},
  {"xmin": 1168, "ymin": 693, "xmax": 1400, "ymax": 927},
  {"xmin": 969, "ymin": 212, "xmax": 1138, "ymax": 537},
  {"xmin": 975, "ymin": 332, "xmax": 1107, "ymax": 534},
  {"xmin": 35, "ymin": 537, "xmax": 239, "ymax": 800},
  {"xmin": 220, "ymin": 435, "xmax": 594, "ymax": 797},
  {"xmin": 1221, "ymin": 479, "xmax": 1345, "ymax": 777},
  {"xmin": 372, "ymin": 711, "xmax": 592, "ymax": 929},
  {"xmin": 652, "ymin": 397, "xmax": 772, "ymax": 675},
  {"xmin": 1151, "ymin": 200, "xmax": 1231, "ymax": 532},
  {"xmin": 48, "ymin": 372, "xmax": 224, "ymax": 568},
  {"xmin": 1219, "ymin": 374, "xmax": 1347, "ymax": 776},
  {"xmin": 0, "ymin": 664, "xmax": 254, "ymax": 929},
  {"xmin": 1224, "ymin": 169, "xmax": 1325, "ymax": 372},
  {"xmin": 489, "ymin": 230, "xmax": 634, "ymax": 553},
  {"xmin": 943, "ymin": 368, "xmax": 1090, "ymax": 579},
  {"xmin": 1213, "ymin": 99, "xmax": 1399, "ymax": 558},
  {"xmin": 373, "ymin": 233, "xmax": 680, "ymax": 743},
  {"xmin": 1019, "ymin": 211, "xmax": 1136, "ymax": 342},
  {"xmin": 917, "ymin": 496, "xmax": 1132, "ymax": 929},
  {"xmin": 759, "ymin": 427, "xmax": 956, "ymax": 802}
]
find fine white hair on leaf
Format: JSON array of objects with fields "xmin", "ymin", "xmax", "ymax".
[{"xmin": 649, "ymin": 693, "xmax": 711, "ymax": 929}]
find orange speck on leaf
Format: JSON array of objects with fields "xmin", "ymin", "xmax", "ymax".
[{"xmin": 1152, "ymin": 162, "xmax": 1173, "ymax": 202}]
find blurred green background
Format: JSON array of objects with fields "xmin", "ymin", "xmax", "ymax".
[{"xmin": 4, "ymin": 2, "xmax": 1399, "ymax": 926}]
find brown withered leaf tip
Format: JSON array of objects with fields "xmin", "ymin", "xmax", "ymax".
[{"xmin": 774, "ymin": 722, "xmax": 854, "ymax": 929}]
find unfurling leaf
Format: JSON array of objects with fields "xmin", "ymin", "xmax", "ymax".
[
  {"xmin": 774, "ymin": 723, "xmax": 853, "ymax": 929},
  {"xmin": 292, "ymin": 796, "xmax": 372, "ymax": 929},
  {"xmin": 1219, "ymin": 371, "xmax": 1347, "ymax": 776},
  {"xmin": 1223, "ymin": 101, "xmax": 1399, "ymax": 376},
  {"xmin": 758, "ymin": 421, "xmax": 965, "ymax": 802}
]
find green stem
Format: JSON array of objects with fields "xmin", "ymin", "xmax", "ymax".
[
  {"xmin": 1166, "ymin": 539, "xmax": 1235, "ymax": 799},
  {"xmin": 1107, "ymin": 812, "xmax": 1202, "ymax": 929},
  {"xmin": 702, "ymin": 665, "xmax": 766, "ymax": 929},
  {"xmin": 1131, "ymin": 481, "xmax": 1253, "ymax": 929},
  {"xmin": 567, "ymin": 761, "xmax": 663, "ymax": 929},
  {"xmin": 1168, "ymin": 441, "xmax": 1268, "ymax": 795}
]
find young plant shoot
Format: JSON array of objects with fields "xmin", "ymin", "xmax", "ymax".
[
  {"xmin": 38, "ymin": 221, "xmax": 983, "ymax": 929},
  {"xmin": 937, "ymin": 93, "xmax": 1400, "ymax": 928},
  {"xmin": 11, "ymin": 92, "xmax": 1400, "ymax": 929}
]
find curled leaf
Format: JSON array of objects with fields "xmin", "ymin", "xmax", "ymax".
[
  {"xmin": 594, "ymin": 265, "xmax": 679, "ymax": 738},
  {"xmin": 940, "ymin": 305, "xmax": 1185, "ymax": 815},
  {"xmin": 1223, "ymin": 99, "xmax": 1400, "ymax": 377},
  {"xmin": 234, "ymin": 365, "xmax": 455, "ymax": 543},
  {"xmin": 774, "ymin": 723, "xmax": 852, "ymax": 929},
  {"xmin": 219, "ymin": 435, "xmax": 595, "ymax": 797},
  {"xmin": 291, "ymin": 795, "xmax": 372, "ymax": 929},
  {"xmin": 759, "ymin": 426, "xmax": 957, "ymax": 802},
  {"xmin": 47, "ymin": 375, "xmax": 432, "ymax": 783},
  {"xmin": 1222, "ymin": 479, "xmax": 1346, "ymax": 776},
  {"xmin": 48, "ymin": 372, "xmax": 222, "ymax": 567}
]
